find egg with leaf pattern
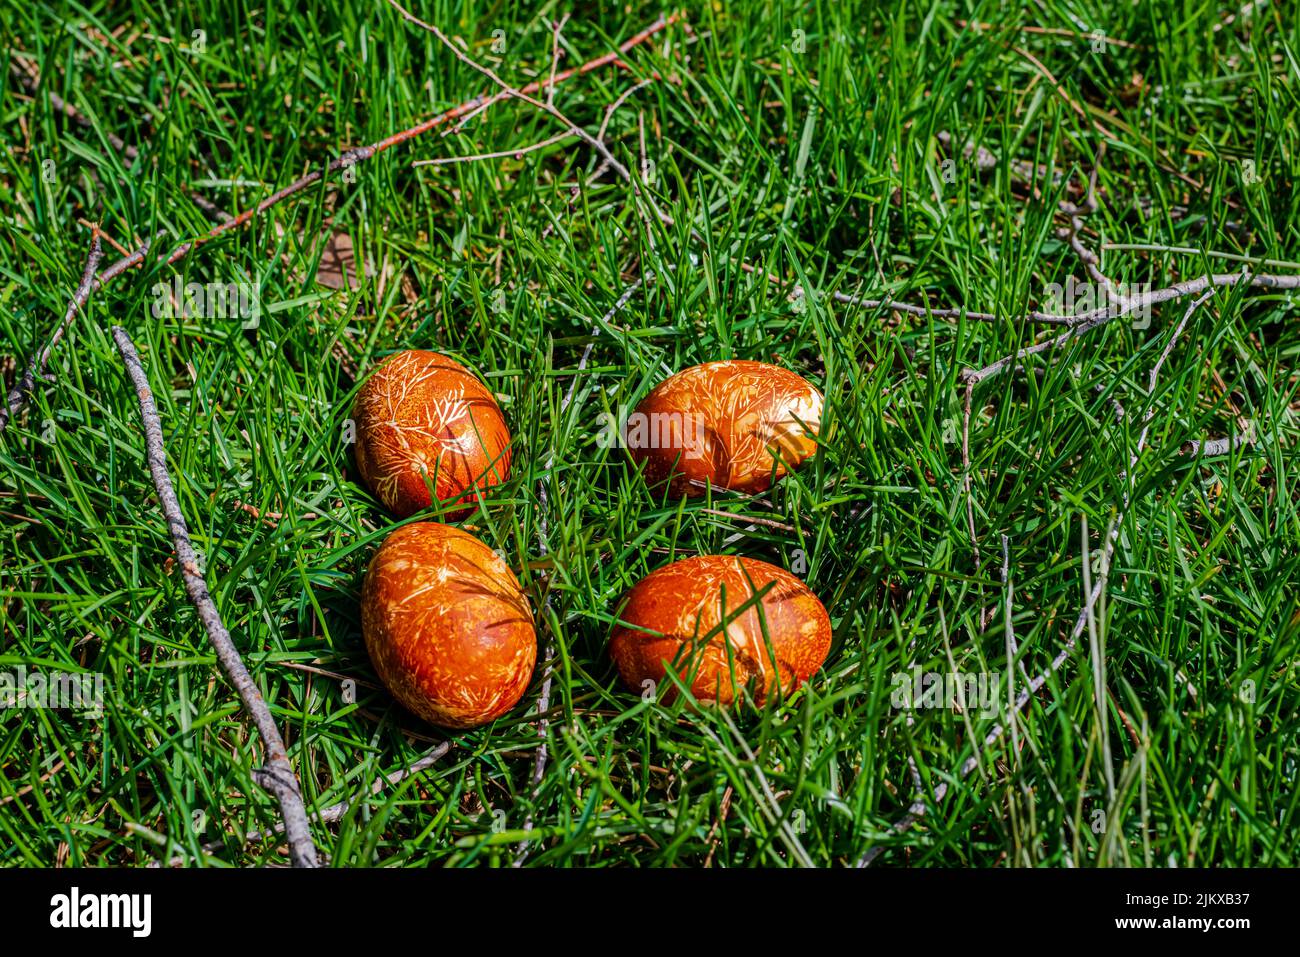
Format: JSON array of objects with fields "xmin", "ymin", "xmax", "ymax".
[
  {"xmin": 362, "ymin": 522, "xmax": 536, "ymax": 729},
  {"xmin": 609, "ymin": 554, "xmax": 831, "ymax": 705},
  {"xmin": 627, "ymin": 360, "xmax": 822, "ymax": 496},
  {"xmin": 352, "ymin": 350, "xmax": 511, "ymax": 517}
]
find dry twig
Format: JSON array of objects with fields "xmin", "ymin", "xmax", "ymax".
[
  {"xmin": 112, "ymin": 327, "xmax": 319, "ymax": 868},
  {"xmin": 958, "ymin": 271, "xmax": 1300, "ymax": 387},
  {"xmin": 0, "ymin": 229, "xmax": 103, "ymax": 434}
]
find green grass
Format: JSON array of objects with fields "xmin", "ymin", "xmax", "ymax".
[{"xmin": 1, "ymin": 0, "xmax": 1298, "ymax": 867}]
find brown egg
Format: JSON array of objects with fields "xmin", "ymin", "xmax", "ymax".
[
  {"xmin": 352, "ymin": 349, "xmax": 512, "ymax": 517},
  {"xmin": 361, "ymin": 522, "xmax": 536, "ymax": 729},
  {"xmin": 609, "ymin": 555, "xmax": 832, "ymax": 706},
  {"xmin": 628, "ymin": 360, "xmax": 822, "ymax": 496}
]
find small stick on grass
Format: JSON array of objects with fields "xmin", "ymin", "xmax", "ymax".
[
  {"xmin": 112, "ymin": 327, "xmax": 319, "ymax": 869},
  {"xmin": 0, "ymin": 228, "xmax": 103, "ymax": 435},
  {"xmin": 961, "ymin": 382, "xmax": 980, "ymax": 576},
  {"xmin": 412, "ymin": 129, "xmax": 575, "ymax": 167},
  {"xmin": 1001, "ymin": 534, "xmax": 1021, "ymax": 765},
  {"xmin": 544, "ymin": 14, "xmax": 571, "ymax": 106},
  {"xmin": 1058, "ymin": 146, "xmax": 1116, "ymax": 295},
  {"xmin": 1183, "ymin": 432, "xmax": 1252, "ymax": 457}
]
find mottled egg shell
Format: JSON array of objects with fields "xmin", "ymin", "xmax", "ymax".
[
  {"xmin": 352, "ymin": 350, "xmax": 512, "ymax": 517},
  {"xmin": 629, "ymin": 360, "xmax": 822, "ymax": 496},
  {"xmin": 609, "ymin": 555, "xmax": 831, "ymax": 705},
  {"xmin": 362, "ymin": 522, "xmax": 536, "ymax": 729}
]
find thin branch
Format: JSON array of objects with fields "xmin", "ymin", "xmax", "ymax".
[
  {"xmin": 112, "ymin": 327, "xmax": 318, "ymax": 869},
  {"xmin": 1058, "ymin": 146, "xmax": 1115, "ymax": 294},
  {"xmin": 818, "ymin": 287, "xmax": 1076, "ymax": 325},
  {"xmin": 857, "ymin": 289, "xmax": 1216, "ymax": 866},
  {"xmin": 1082, "ymin": 514, "xmax": 1116, "ymax": 802},
  {"xmin": 544, "ymin": 14, "xmax": 572, "ymax": 106},
  {"xmin": 959, "ymin": 271, "xmax": 1300, "ymax": 387},
  {"xmin": 385, "ymin": 0, "xmax": 634, "ymax": 183},
  {"xmin": 955, "ymin": 20, "xmax": 1142, "ymax": 49},
  {"xmin": 828, "ymin": 135, "xmax": 1283, "ymax": 332},
  {"xmin": 702, "ymin": 785, "xmax": 734, "ymax": 867},
  {"xmin": 185, "ymin": 189, "xmax": 234, "ymax": 224},
  {"xmin": 412, "ymin": 129, "xmax": 575, "ymax": 167},
  {"xmin": 85, "ymin": 12, "xmax": 677, "ymax": 289},
  {"xmin": 0, "ymin": 228, "xmax": 103, "ymax": 434},
  {"xmin": 967, "ymin": 291, "xmax": 1216, "ymax": 765},
  {"xmin": 961, "ymin": 383, "xmax": 980, "ymax": 575},
  {"xmin": 827, "ymin": 265, "xmax": 1300, "ymax": 336},
  {"xmin": 598, "ymin": 78, "xmax": 656, "ymax": 141},
  {"xmin": 1102, "ymin": 242, "xmax": 1300, "ymax": 272},
  {"xmin": 936, "ymin": 129, "xmax": 1059, "ymax": 186},
  {"xmin": 1183, "ymin": 432, "xmax": 1252, "ymax": 457},
  {"xmin": 1002, "ymin": 534, "xmax": 1021, "ymax": 768},
  {"xmin": 698, "ymin": 507, "xmax": 797, "ymax": 533}
]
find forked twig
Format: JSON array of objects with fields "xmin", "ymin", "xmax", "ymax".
[
  {"xmin": 112, "ymin": 327, "xmax": 319, "ymax": 869},
  {"xmin": 959, "ymin": 271, "xmax": 1300, "ymax": 387}
]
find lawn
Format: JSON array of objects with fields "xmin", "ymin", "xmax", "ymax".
[{"xmin": 1, "ymin": 0, "xmax": 1297, "ymax": 867}]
